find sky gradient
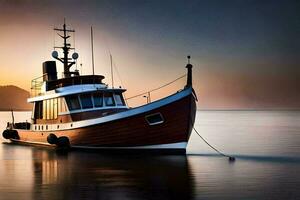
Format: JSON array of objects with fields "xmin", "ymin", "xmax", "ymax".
[{"xmin": 0, "ymin": 0, "xmax": 299, "ymax": 109}]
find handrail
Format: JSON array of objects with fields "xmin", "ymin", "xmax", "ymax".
[
  {"xmin": 126, "ymin": 74, "xmax": 187, "ymax": 101},
  {"xmin": 30, "ymin": 73, "xmax": 48, "ymax": 97},
  {"xmin": 31, "ymin": 73, "xmax": 48, "ymax": 81}
]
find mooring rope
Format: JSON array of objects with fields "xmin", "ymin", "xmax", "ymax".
[
  {"xmin": 126, "ymin": 74, "xmax": 187, "ymax": 100},
  {"xmin": 193, "ymin": 126, "xmax": 235, "ymax": 161}
]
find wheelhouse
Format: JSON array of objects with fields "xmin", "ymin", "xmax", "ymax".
[{"xmin": 31, "ymin": 89, "xmax": 127, "ymax": 124}]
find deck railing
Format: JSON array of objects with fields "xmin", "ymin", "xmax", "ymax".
[
  {"xmin": 125, "ymin": 74, "xmax": 187, "ymax": 107},
  {"xmin": 30, "ymin": 73, "xmax": 105, "ymax": 97},
  {"xmin": 30, "ymin": 73, "xmax": 47, "ymax": 97}
]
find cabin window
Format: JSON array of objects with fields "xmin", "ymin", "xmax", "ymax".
[
  {"xmin": 66, "ymin": 95, "xmax": 81, "ymax": 110},
  {"xmin": 42, "ymin": 98, "xmax": 58, "ymax": 120},
  {"xmin": 104, "ymin": 93, "xmax": 115, "ymax": 106},
  {"xmin": 34, "ymin": 101, "xmax": 43, "ymax": 119},
  {"xmin": 145, "ymin": 113, "xmax": 164, "ymax": 125},
  {"xmin": 80, "ymin": 94, "xmax": 93, "ymax": 109},
  {"xmin": 48, "ymin": 99, "xmax": 53, "ymax": 119},
  {"xmin": 114, "ymin": 93, "xmax": 125, "ymax": 106},
  {"xmin": 93, "ymin": 93, "xmax": 103, "ymax": 107},
  {"xmin": 43, "ymin": 100, "xmax": 47, "ymax": 120},
  {"xmin": 53, "ymin": 98, "xmax": 58, "ymax": 119},
  {"xmin": 58, "ymin": 97, "xmax": 67, "ymax": 113}
]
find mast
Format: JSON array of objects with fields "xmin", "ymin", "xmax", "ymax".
[
  {"xmin": 110, "ymin": 54, "xmax": 114, "ymax": 88},
  {"xmin": 91, "ymin": 26, "xmax": 95, "ymax": 76},
  {"xmin": 53, "ymin": 20, "xmax": 76, "ymax": 78},
  {"xmin": 185, "ymin": 55, "xmax": 193, "ymax": 88}
]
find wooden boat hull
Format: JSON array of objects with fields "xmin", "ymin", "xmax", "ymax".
[{"xmin": 8, "ymin": 88, "xmax": 196, "ymax": 153}]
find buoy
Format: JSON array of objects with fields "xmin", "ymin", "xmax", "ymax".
[
  {"xmin": 229, "ymin": 156, "xmax": 236, "ymax": 162},
  {"xmin": 47, "ymin": 133, "xmax": 58, "ymax": 144}
]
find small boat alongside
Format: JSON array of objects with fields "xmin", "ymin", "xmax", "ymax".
[{"xmin": 2, "ymin": 22, "xmax": 197, "ymax": 154}]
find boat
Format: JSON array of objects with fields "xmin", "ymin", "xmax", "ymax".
[{"xmin": 2, "ymin": 22, "xmax": 197, "ymax": 154}]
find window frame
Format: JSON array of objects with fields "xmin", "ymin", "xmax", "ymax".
[
  {"xmin": 114, "ymin": 93, "xmax": 126, "ymax": 106},
  {"xmin": 65, "ymin": 95, "xmax": 81, "ymax": 111},
  {"xmin": 79, "ymin": 93, "xmax": 93, "ymax": 109},
  {"xmin": 145, "ymin": 113, "xmax": 164, "ymax": 126},
  {"xmin": 34, "ymin": 101, "xmax": 43, "ymax": 119},
  {"xmin": 103, "ymin": 92, "xmax": 116, "ymax": 107},
  {"xmin": 93, "ymin": 92, "xmax": 104, "ymax": 108}
]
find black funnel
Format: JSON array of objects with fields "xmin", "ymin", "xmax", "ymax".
[{"xmin": 43, "ymin": 61, "xmax": 57, "ymax": 81}]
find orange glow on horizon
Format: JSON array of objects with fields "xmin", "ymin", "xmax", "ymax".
[{"xmin": 0, "ymin": 2, "xmax": 299, "ymax": 109}]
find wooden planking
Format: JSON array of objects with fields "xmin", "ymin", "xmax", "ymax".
[
  {"xmin": 15, "ymin": 94, "xmax": 196, "ymax": 147},
  {"xmin": 68, "ymin": 95, "xmax": 193, "ymax": 146}
]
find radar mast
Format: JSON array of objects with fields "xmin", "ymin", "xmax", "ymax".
[{"xmin": 52, "ymin": 20, "xmax": 78, "ymax": 78}]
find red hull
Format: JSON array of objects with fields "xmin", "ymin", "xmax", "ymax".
[{"xmin": 9, "ymin": 88, "xmax": 196, "ymax": 152}]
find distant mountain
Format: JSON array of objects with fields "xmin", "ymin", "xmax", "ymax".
[{"xmin": 0, "ymin": 85, "xmax": 31, "ymax": 111}]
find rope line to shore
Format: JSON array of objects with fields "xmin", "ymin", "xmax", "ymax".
[{"xmin": 193, "ymin": 127, "xmax": 235, "ymax": 161}]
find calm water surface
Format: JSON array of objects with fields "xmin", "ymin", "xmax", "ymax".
[{"xmin": 0, "ymin": 111, "xmax": 299, "ymax": 200}]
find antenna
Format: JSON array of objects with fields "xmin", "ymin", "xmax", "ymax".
[
  {"xmin": 110, "ymin": 54, "xmax": 114, "ymax": 88},
  {"xmin": 53, "ymin": 20, "xmax": 76, "ymax": 78},
  {"xmin": 91, "ymin": 26, "xmax": 95, "ymax": 76},
  {"xmin": 53, "ymin": 25, "xmax": 55, "ymax": 50}
]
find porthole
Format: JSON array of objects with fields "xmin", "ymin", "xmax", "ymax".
[{"xmin": 145, "ymin": 113, "xmax": 164, "ymax": 126}]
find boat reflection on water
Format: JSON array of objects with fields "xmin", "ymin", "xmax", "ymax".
[{"xmin": 31, "ymin": 149, "xmax": 194, "ymax": 200}]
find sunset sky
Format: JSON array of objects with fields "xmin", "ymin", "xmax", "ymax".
[{"xmin": 0, "ymin": 0, "xmax": 299, "ymax": 109}]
